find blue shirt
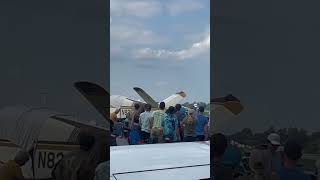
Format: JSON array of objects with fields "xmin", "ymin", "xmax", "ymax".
[
  {"xmin": 278, "ymin": 166, "xmax": 310, "ymax": 180},
  {"xmin": 162, "ymin": 114, "xmax": 178, "ymax": 141},
  {"xmin": 222, "ymin": 145, "xmax": 242, "ymax": 168},
  {"xmin": 175, "ymin": 110, "xmax": 186, "ymax": 123},
  {"xmin": 195, "ymin": 114, "xmax": 209, "ymax": 136}
]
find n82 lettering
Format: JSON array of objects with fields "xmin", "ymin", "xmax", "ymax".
[{"xmin": 38, "ymin": 152, "xmax": 64, "ymax": 169}]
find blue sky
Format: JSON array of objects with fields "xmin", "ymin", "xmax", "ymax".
[{"xmin": 110, "ymin": 0, "xmax": 210, "ymax": 103}]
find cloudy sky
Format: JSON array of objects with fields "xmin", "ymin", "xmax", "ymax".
[
  {"xmin": 110, "ymin": 0, "xmax": 210, "ymax": 103},
  {"xmin": 213, "ymin": 0, "xmax": 320, "ymax": 133}
]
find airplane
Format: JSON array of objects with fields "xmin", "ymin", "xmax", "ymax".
[
  {"xmin": 110, "ymin": 88, "xmax": 187, "ymax": 119},
  {"xmin": 0, "ymin": 81, "xmax": 109, "ymax": 180},
  {"xmin": 0, "ymin": 80, "xmax": 244, "ymax": 180},
  {"xmin": 57, "ymin": 82, "xmax": 244, "ymax": 180}
]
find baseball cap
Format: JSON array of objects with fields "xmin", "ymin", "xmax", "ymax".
[{"xmin": 267, "ymin": 133, "xmax": 281, "ymax": 145}]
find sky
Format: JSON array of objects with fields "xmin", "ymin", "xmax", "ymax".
[
  {"xmin": 213, "ymin": 0, "xmax": 320, "ymax": 133},
  {"xmin": 0, "ymin": 0, "xmax": 108, "ymax": 126},
  {"xmin": 110, "ymin": 0, "xmax": 210, "ymax": 103}
]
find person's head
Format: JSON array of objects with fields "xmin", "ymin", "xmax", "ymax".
[
  {"xmin": 212, "ymin": 133, "xmax": 228, "ymax": 159},
  {"xmin": 78, "ymin": 133, "xmax": 96, "ymax": 151},
  {"xmin": 283, "ymin": 140, "xmax": 302, "ymax": 166},
  {"xmin": 14, "ymin": 151, "xmax": 30, "ymax": 166},
  {"xmin": 167, "ymin": 106, "xmax": 175, "ymax": 115},
  {"xmin": 159, "ymin": 102, "xmax": 165, "ymax": 110},
  {"xmin": 134, "ymin": 103, "xmax": 140, "ymax": 110},
  {"xmin": 175, "ymin": 104, "xmax": 181, "ymax": 111},
  {"xmin": 186, "ymin": 109, "xmax": 195, "ymax": 123},
  {"xmin": 267, "ymin": 133, "xmax": 281, "ymax": 152},
  {"xmin": 145, "ymin": 104, "xmax": 151, "ymax": 112},
  {"xmin": 199, "ymin": 106, "xmax": 205, "ymax": 113}
]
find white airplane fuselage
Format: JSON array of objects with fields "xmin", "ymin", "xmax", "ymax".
[{"xmin": 110, "ymin": 89, "xmax": 187, "ymax": 119}]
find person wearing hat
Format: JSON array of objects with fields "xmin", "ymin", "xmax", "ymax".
[
  {"xmin": 267, "ymin": 133, "xmax": 283, "ymax": 173},
  {"xmin": 249, "ymin": 133, "xmax": 282, "ymax": 180},
  {"xmin": 277, "ymin": 140, "xmax": 310, "ymax": 180}
]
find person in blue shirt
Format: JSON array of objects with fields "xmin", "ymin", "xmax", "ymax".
[
  {"xmin": 195, "ymin": 106, "xmax": 209, "ymax": 141},
  {"xmin": 163, "ymin": 106, "xmax": 178, "ymax": 143},
  {"xmin": 222, "ymin": 144, "xmax": 242, "ymax": 169},
  {"xmin": 277, "ymin": 139, "xmax": 310, "ymax": 180}
]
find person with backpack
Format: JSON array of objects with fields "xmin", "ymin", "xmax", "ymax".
[{"xmin": 162, "ymin": 106, "xmax": 178, "ymax": 143}]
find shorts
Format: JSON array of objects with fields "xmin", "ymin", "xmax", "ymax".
[{"xmin": 151, "ymin": 128, "xmax": 163, "ymax": 143}]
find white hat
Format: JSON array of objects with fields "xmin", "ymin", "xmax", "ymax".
[{"xmin": 267, "ymin": 133, "xmax": 281, "ymax": 145}]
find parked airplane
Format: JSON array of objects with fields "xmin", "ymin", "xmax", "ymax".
[
  {"xmin": 0, "ymin": 81, "xmax": 109, "ymax": 180},
  {"xmin": 110, "ymin": 88, "xmax": 187, "ymax": 119}
]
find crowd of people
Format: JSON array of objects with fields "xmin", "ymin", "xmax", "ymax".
[
  {"xmin": 212, "ymin": 132, "xmax": 313, "ymax": 180},
  {"xmin": 110, "ymin": 102, "xmax": 210, "ymax": 145}
]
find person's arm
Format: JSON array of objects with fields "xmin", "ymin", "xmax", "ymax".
[{"xmin": 139, "ymin": 114, "xmax": 142, "ymax": 126}]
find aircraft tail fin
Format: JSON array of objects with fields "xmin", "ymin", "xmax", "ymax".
[
  {"xmin": 74, "ymin": 81, "xmax": 109, "ymax": 120},
  {"xmin": 162, "ymin": 91, "xmax": 187, "ymax": 107},
  {"xmin": 133, "ymin": 87, "xmax": 158, "ymax": 108}
]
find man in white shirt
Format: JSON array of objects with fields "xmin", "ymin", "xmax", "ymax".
[{"xmin": 139, "ymin": 104, "xmax": 153, "ymax": 144}]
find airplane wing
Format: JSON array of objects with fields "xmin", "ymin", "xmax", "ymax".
[
  {"xmin": 162, "ymin": 91, "xmax": 187, "ymax": 107},
  {"xmin": 51, "ymin": 115, "xmax": 108, "ymax": 132},
  {"xmin": 110, "ymin": 141, "xmax": 210, "ymax": 180},
  {"xmin": 133, "ymin": 87, "xmax": 158, "ymax": 108},
  {"xmin": 74, "ymin": 81, "xmax": 109, "ymax": 120},
  {"xmin": 125, "ymin": 97, "xmax": 146, "ymax": 105}
]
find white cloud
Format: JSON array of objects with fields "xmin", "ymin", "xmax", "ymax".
[
  {"xmin": 111, "ymin": 0, "xmax": 162, "ymax": 19},
  {"xmin": 111, "ymin": 23, "xmax": 167, "ymax": 46},
  {"xmin": 166, "ymin": 0, "xmax": 205, "ymax": 16},
  {"xmin": 132, "ymin": 31, "xmax": 210, "ymax": 60}
]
